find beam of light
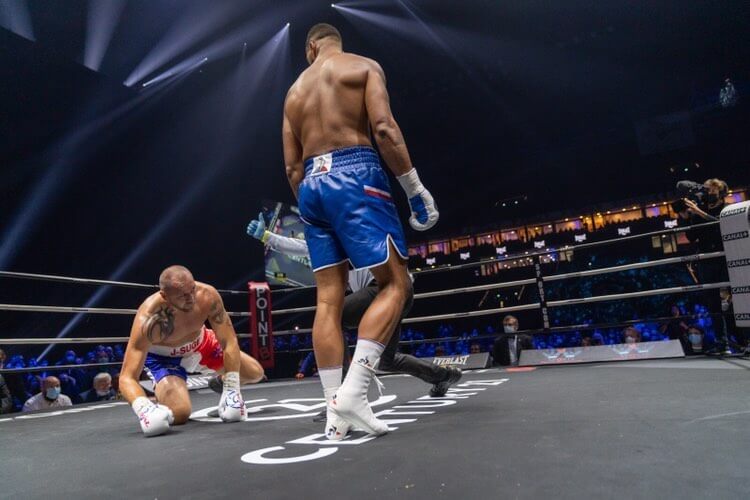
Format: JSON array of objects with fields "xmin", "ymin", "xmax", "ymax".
[
  {"xmin": 84, "ymin": 0, "xmax": 126, "ymax": 71},
  {"xmin": 141, "ymin": 56, "xmax": 207, "ymax": 88},
  {"xmin": 0, "ymin": 75, "xmax": 192, "ymax": 271},
  {"xmin": 38, "ymin": 25, "xmax": 292, "ymax": 360},
  {"xmin": 220, "ymin": 23, "xmax": 290, "ymax": 134},
  {"xmin": 334, "ymin": 2, "xmax": 517, "ymax": 121},
  {"xmin": 0, "ymin": 0, "xmax": 34, "ymax": 41},
  {"xmin": 125, "ymin": 8, "xmax": 284, "ymax": 88},
  {"xmin": 123, "ymin": 2, "xmax": 248, "ymax": 87}
]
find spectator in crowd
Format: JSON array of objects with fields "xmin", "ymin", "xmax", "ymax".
[
  {"xmin": 79, "ymin": 372, "xmax": 116, "ymax": 403},
  {"xmin": 0, "ymin": 348, "xmax": 6, "ymax": 369},
  {"xmin": 0, "ymin": 373, "xmax": 13, "ymax": 414},
  {"xmin": 113, "ymin": 345, "xmax": 125, "ymax": 361},
  {"xmin": 580, "ymin": 336, "xmax": 593, "ymax": 347},
  {"xmin": 493, "ymin": 315, "xmax": 533, "ymax": 366},
  {"xmin": 470, "ymin": 343, "xmax": 481, "ymax": 354},
  {"xmin": 622, "ymin": 326, "xmax": 642, "ymax": 344},
  {"xmin": 22, "ymin": 376, "xmax": 73, "ymax": 412},
  {"xmin": 660, "ymin": 304, "xmax": 689, "ymax": 351},
  {"xmin": 295, "ymin": 352, "xmax": 317, "ymax": 380},
  {"xmin": 685, "ymin": 325, "xmax": 705, "ymax": 355},
  {"xmin": 58, "ymin": 372, "xmax": 82, "ymax": 405}
]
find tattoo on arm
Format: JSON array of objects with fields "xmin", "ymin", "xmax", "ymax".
[
  {"xmin": 210, "ymin": 300, "xmax": 228, "ymax": 325},
  {"xmin": 141, "ymin": 306, "xmax": 175, "ymax": 343}
]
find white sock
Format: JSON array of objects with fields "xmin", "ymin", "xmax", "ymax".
[
  {"xmin": 351, "ymin": 339, "xmax": 385, "ymax": 370},
  {"xmin": 338, "ymin": 339, "xmax": 385, "ymax": 396},
  {"xmin": 318, "ymin": 366, "xmax": 342, "ymax": 402}
]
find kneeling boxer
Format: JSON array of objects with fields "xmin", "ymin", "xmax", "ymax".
[{"xmin": 119, "ymin": 265, "xmax": 264, "ymax": 437}]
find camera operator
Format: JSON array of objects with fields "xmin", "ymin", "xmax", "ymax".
[{"xmin": 674, "ymin": 178, "xmax": 730, "ymax": 352}]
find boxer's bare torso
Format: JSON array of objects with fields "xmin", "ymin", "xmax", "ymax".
[
  {"xmin": 135, "ymin": 282, "xmax": 226, "ymax": 349},
  {"xmin": 284, "ymin": 52, "xmax": 377, "ymax": 161}
]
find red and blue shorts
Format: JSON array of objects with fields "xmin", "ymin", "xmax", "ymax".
[{"xmin": 144, "ymin": 327, "xmax": 224, "ymax": 384}]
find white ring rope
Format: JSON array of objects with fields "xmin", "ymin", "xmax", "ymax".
[{"xmin": 0, "ymin": 221, "xmax": 720, "ymax": 294}]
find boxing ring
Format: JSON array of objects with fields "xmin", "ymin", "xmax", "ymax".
[{"xmin": 2, "ymin": 211, "xmax": 750, "ymax": 499}]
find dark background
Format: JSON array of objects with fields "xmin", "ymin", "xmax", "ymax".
[{"xmin": 1, "ymin": 0, "xmax": 748, "ymax": 349}]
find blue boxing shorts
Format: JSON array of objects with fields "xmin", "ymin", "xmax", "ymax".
[{"xmin": 298, "ymin": 146, "xmax": 408, "ymax": 272}]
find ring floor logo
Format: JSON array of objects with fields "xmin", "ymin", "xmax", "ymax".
[{"xmin": 190, "ymin": 378, "xmax": 509, "ymax": 465}]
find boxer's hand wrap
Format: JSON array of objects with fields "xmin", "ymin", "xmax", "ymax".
[
  {"xmin": 132, "ymin": 396, "xmax": 173, "ymax": 437},
  {"xmin": 218, "ymin": 372, "xmax": 245, "ymax": 422},
  {"xmin": 397, "ymin": 168, "xmax": 439, "ymax": 231},
  {"xmin": 246, "ymin": 212, "xmax": 269, "ymax": 242}
]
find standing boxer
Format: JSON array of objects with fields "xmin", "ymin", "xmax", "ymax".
[{"xmin": 282, "ymin": 24, "xmax": 439, "ymax": 438}]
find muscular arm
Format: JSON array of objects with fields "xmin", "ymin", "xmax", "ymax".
[
  {"xmin": 119, "ymin": 304, "xmax": 168, "ymax": 404},
  {"xmin": 282, "ymin": 106, "xmax": 304, "ymax": 200},
  {"xmin": 364, "ymin": 61, "xmax": 413, "ymax": 176},
  {"xmin": 206, "ymin": 287, "xmax": 241, "ymax": 375}
]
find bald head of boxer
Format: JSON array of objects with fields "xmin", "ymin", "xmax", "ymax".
[
  {"xmin": 305, "ymin": 23, "xmax": 342, "ymax": 65},
  {"xmin": 159, "ymin": 265, "xmax": 196, "ymax": 313}
]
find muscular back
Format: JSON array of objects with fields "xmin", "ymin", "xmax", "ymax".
[{"xmin": 285, "ymin": 53, "xmax": 375, "ymax": 159}]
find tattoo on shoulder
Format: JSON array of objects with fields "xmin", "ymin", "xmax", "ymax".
[
  {"xmin": 142, "ymin": 306, "xmax": 175, "ymax": 343},
  {"xmin": 210, "ymin": 300, "xmax": 227, "ymax": 325}
]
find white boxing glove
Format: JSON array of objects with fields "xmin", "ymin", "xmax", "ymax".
[
  {"xmin": 397, "ymin": 168, "xmax": 439, "ymax": 231},
  {"xmin": 217, "ymin": 372, "xmax": 245, "ymax": 422},
  {"xmin": 132, "ymin": 397, "xmax": 174, "ymax": 437}
]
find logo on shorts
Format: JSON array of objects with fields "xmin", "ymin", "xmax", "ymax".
[{"xmin": 310, "ymin": 153, "xmax": 333, "ymax": 176}]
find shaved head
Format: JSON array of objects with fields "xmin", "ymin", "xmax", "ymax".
[
  {"xmin": 159, "ymin": 265, "xmax": 193, "ymax": 292},
  {"xmin": 305, "ymin": 23, "xmax": 341, "ymax": 48}
]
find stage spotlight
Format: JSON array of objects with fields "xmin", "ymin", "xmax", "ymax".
[
  {"xmin": 0, "ymin": 0, "xmax": 34, "ymax": 41},
  {"xmin": 84, "ymin": 0, "xmax": 126, "ymax": 71},
  {"xmin": 124, "ymin": 3, "xmax": 245, "ymax": 87},
  {"xmin": 141, "ymin": 56, "xmax": 208, "ymax": 88}
]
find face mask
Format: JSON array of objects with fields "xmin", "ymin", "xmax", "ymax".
[
  {"xmin": 721, "ymin": 300, "xmax": 730, "ymax": 312},
  {"xmin": 688, "ymin": 334, "xmax": 702, "ymax": 346},
  {"xmin": 625, "ymin": 337, "xmax": 636, "ymax": 344},
  {"xmin": 706, "ymin": 193, "xmax": 719, "ymax": 204},
  {"xmin": 97, "ymin": 357, "xmax": 109, "ymax": 363},
  {"xmin": 45, "ymin": 387, "xmax": 61, "ymax": 400},
  {"xmin": 504, "ymin": 325, "xmax": 517, "ymax": 334},
  {"xmin": 95, "ymin": 389, "xmax": 111, "ymax": 397}
]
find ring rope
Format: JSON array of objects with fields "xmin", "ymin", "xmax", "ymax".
[
  {"xmin": 410, "ymin": 251, "xmax": 725, "ymax": 301},
  {"xmin": 0, "ymin": 361, "xmax": 122, "ymax": 374},
  {"xmin": 0, "ymin": 220, "xmax": 720, "ymax": 293},
  {"xmin": 411, "ymin": 220, "xmax": 720, "ymax": 275},
  {"xmin": 542, "ymin": 251, "xmax": 724, "ymax": 283},
  {"xmin": 546, "ymin": 281, "xmax": 729, "ymax": 308},
  {"xmin": 0, "ymin": 304, "xmax": 251, "ymax": 317}
]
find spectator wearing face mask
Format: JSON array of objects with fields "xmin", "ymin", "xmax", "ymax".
[
  {"xmin": 685, "ymin": 325, "xmax": 705, "ymax": 355},
  {"xmin": 79, "ymin": 372, "xmax": 116, "ymax": 403},
  {"xmin": 622, "ymin": 326, "xmax": 642, "ymax": 344},
  {"xmin": 22, "ymin": 376, "xmax": 73, "ymax": 412},
  {"xmin": 492, "ymin": 315, "xmax": 533, "ymax": 366}
]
